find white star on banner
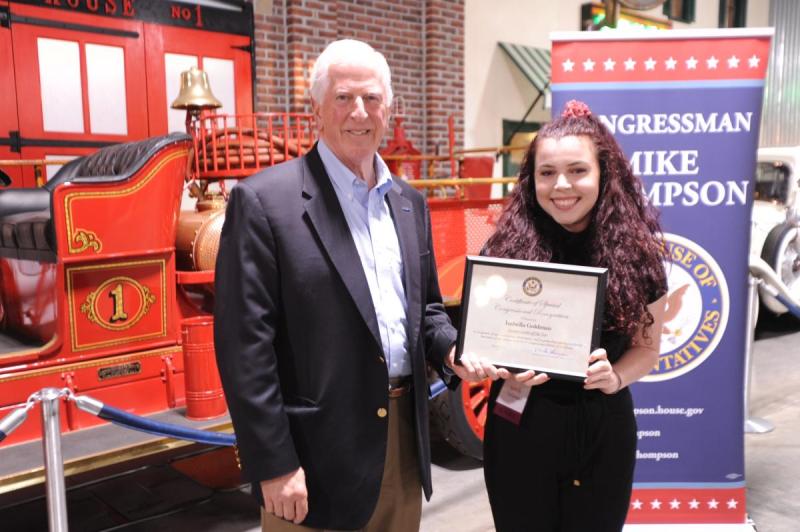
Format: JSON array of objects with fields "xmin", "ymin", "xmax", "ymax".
[
  {"xmin": 707, "ymin": 56, "xmax": 719, "ymax": 69},
  {"xmin": 624, "ymin": 57, "xmax": 636, "ymax": 71},
  {"xmin": 583, "ymin": 58, "xmax": 596, "ymax": 72},
  {"xmin": 632, "ymin": 500, "xmax": 643, "ymax": 510},
  {"xmin": 665, "ymin": 57, "xmax": 677, "ymax": 70},
  {"xmin": 562, "ymin": 59, "xmax": 575, "ymax": 72},
  {"xmin": 689, "ymin": 499, "xmax": 700, "ymax": 509},
  {"xmin": 748, "ymin": 55, "xmax": 760, "ymax": 68},
  {"xmin": 727, "ymin": 499, "xmax": 738, "ymax": 509},
  {"xmin": 603, "ymin": 58, "xmax": 616, "ymax": 71},
  {"xmin": 644, "ymin": 57, "xmax": 656, "ymax": 71},
  {"xmin": 686, "ymin": 56, "xmax": 698, "ymax": 69},
  {"xmin": 651, "ymin": 499, "xmax": 662, "ymax": 510},
  {"xmin": 669, "ymin": 499, "xmax": 681, "ymax": 509},
  {"xmin": 708, "ymin": 499, "xmax": 719, "ymax": 509},
  {"xmin": 728, "ymin": 55, "xmax": 740, "ymax": 68}
]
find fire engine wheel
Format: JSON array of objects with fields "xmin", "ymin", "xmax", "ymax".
[
  {"xmin": 760, "ymin": 222, "xmax": 800, "ymax": 318},
  {"xmin": 430, "ymin": 378, "xmax": 492, "ymax": 460}
]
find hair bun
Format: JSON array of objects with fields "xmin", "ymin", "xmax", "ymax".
[{"xmin": 561, "ymin": 100, "xmax": 592, "ymax": 119}]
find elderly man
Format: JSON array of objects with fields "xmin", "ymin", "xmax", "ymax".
[{"xmin": 214, "ymin": 39, "xmax": 492, "ymax": 531}]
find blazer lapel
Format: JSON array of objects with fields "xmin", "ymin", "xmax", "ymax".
[
  {"xmin": 387, "ymin": 185, "xmax": 422, "ymax": 358},
  {"xmin": 302, "ymin": 147, "xmax": 382, "ymax": 349}
]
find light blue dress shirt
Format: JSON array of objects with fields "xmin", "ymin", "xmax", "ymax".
[{"xmin": 318, "ymin": 139, "xmax": 410, "ymax": 378}]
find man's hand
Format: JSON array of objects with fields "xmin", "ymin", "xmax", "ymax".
[
  {"xmin": 446, "ymin": 346, "xmax": 509, "ymax": 382},
  {"xmin": 261, "ymin": 467, "xmax": 308, "ymax": 524}
]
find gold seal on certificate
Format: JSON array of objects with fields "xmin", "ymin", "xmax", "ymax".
[{"xmin": 455, "ymin": 256, "xmax": 607, "ymax": 381}]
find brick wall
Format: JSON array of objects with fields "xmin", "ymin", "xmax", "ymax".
[
  {"xmin": 251, "ymin": 0, "xmax": 464, "ymax": 165},
  {"xmin": 424, "ymin": 0, "xmax": 464, "ymax": 161},
  {"xmin": 251, "ymin": 2, "xmax": 282, "ymax": 113}
]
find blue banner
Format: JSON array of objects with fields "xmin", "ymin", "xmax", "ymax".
[{"xmin": 551, "ymin": 29, "xmax": 772, "ymax": 524}]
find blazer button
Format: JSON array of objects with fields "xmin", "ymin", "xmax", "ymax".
[
  {"xmin": 377, "ymin": 407, "xmax": 388, "ymax": 418},
  {"xmin": 378, "ymin": 356, "xmax": 385, "ymax": 364}
]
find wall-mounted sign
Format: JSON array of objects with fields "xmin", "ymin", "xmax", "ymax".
[{"xmin": 10, "ymin": 0, "xmax": 252, "ymax": 35}]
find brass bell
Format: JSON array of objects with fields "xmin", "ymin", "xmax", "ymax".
[{"xmin": 171, "ymin": 66, "xmax": 223, "ymax": 110}]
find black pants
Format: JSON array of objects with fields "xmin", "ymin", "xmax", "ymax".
[{"xmin": 483, "ymin": 383, "xmax": 637, "ymax": 532}]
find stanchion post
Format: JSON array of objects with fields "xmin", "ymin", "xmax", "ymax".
[
  {"xmin": 743, "ymin": 277, "xmax": 775, "ymax": 434},
  {"xmin": 41, "ymin": 387, "xmax": 69, "ymax": 531}
]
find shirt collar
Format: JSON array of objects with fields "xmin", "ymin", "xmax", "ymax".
[{"xmin": 318, "ymin": 139, "xmax": 394, "ymax": 197}]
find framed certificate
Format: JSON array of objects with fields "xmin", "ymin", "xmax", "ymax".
[{"xmin": 455, "ymin": 256, "xmax": 607, "ymax": 381}]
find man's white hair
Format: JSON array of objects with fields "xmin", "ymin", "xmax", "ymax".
[{"xmin": 310, "ymin": 39, "xmax": 393, "ymax": 107}]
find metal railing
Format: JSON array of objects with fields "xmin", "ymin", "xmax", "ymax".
[
  {"xmin": 744, "ymin": 254, "xmax": 800, "ymax": 434},
  {"xmin": 0, "ymin": 159, "xmax": 75, "ymax": 187},
  {"xmin": 0, "ymin": 380, "xmax": 449, "ymax": 530}
]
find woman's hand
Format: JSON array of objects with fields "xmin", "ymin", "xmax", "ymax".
[
  {"xmin": 447, "ymin": 348, "xmax": 509, "ymax": 382},
  {"xmin": 584, "ymin": 348, "xmax": 622, "ymax": 394},
  {"xmin": 509, "ymin": 369, "xmax": 549, "ymax": 387}
]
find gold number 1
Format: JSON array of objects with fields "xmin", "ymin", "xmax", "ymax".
[{"xmin": 109, "ymin": 283, "xmax": 128, "ymax": 322}]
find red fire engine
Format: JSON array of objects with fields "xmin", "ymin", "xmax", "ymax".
[{"xmin": 0, "ymin": 0, "xmax": 506, "ymax": 497}]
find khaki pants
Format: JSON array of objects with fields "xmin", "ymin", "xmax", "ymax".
[{"xmin": 261, "ymin": 393, "xmax": 422, "ymax": 532}]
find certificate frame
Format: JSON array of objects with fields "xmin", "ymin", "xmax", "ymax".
[{"xmin": 455, "ymin": 255, "xmax": 607, "ymax": 381}]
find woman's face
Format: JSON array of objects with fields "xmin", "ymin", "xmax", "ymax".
[{"xmin": 533, "ymin": 135, "xmax": 601, "ymax": 233}]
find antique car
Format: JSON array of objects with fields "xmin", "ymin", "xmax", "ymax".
[{"xmin": 752, "ymin": 146, "xmax": 800, "ymax": 318}]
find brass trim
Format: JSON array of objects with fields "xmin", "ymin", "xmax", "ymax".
[
  {"xmin": 0, "ymin": 346, "xmax": 182, "ymax": 384},
  {"xmin": 443, "ymin": 297, "xmax": 462, "ymax": 308},
  {"xmin": 381, "ymin": 145, "xmax": 525, "ymax": 163},
  {"xmin": 71, "ymin": 229, "xmax": 103, "ymax": 254},
  {"xmin": 63, "ymin": 149, "xmax": 188, "ymax": 254},
  {"xmin": 80, "ymin": 276, "xmax": 156, "ymax": 331},
  {"xmin": 66, "ymin": 259, "xmax": 168, "ymax": 352},
  {"xmin": 408, "ymin": 177, "xmax": 518, "ymax": 188},
  {"xmin": 0, "ymin": 159, "xmax": 76, "ymax": 167},
  {"xmin": 97, "ymin": 361, "xmax": 142, "ymax": 381},
  {"xmin": 0, "ymin": 422, "xmax": 234, "ymax": 494}
]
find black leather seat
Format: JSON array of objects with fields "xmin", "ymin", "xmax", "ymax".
[{"xmin": 0, "ymin": 133, "xmax": 190, "ymax": 262}]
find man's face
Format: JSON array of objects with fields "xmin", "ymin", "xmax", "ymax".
[{"xmin": 313, "ymin": 63, "xmax": 389, "ymax": 175}]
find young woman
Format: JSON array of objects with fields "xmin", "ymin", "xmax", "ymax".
[{"xmin": 480, "ymin": 100, "xmax": 668, "ymax": 532}]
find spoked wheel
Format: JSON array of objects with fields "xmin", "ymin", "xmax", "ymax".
[
  {"xmin": 760, "ymin": 222, "xmax": 800, "ymax": 318},
  {"xmin": 430, "ymin": 377, "xmax": 492, "ymax": 460}
]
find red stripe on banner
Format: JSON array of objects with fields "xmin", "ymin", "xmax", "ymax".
[
  {"xmin": 626, "ymin": 487, "xmax": 746, "ymax": 524},
  {"xmin": 552, "ymin": 38, "xmax": 770, "ymax": 83}
]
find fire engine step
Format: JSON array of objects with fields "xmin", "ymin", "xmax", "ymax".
[{"xmin": 0, "ymin": 330, "xmax": 45, "ymax": 354}]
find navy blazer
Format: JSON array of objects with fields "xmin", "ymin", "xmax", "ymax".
[{"xmin": 214, "ymin": 145, "xmax": 457, "ymax": 529}]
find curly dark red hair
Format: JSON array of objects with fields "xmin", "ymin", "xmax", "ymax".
[{"xmin": 483, "ymin": 102, "xmax": 666, "ymax": 337}]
